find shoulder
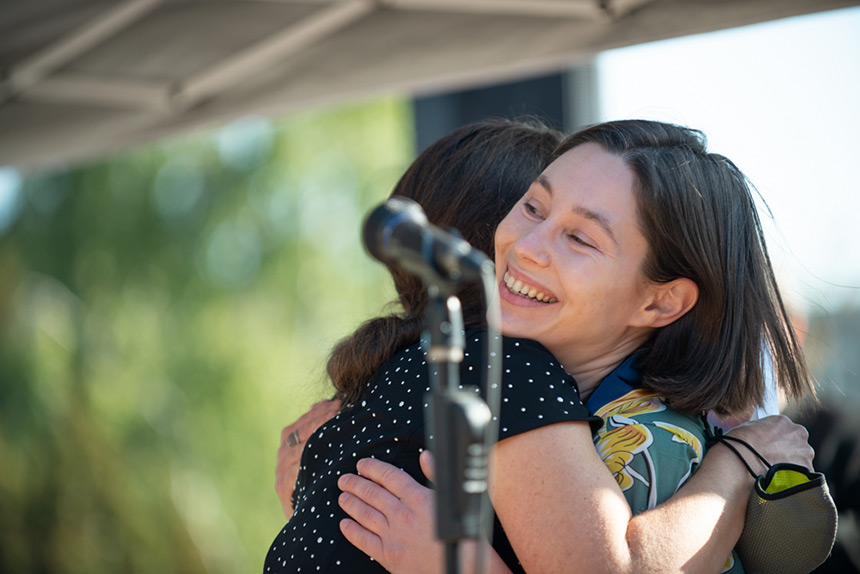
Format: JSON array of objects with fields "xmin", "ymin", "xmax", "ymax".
[
  {"xmin": 463, "ymin": 326, "xmax": 569, "ymax": 377},
  {"xmin": 462, "ymin": 327, "xmax": 574, "ymax": 396},
  {"xmin": 461, "ymin": 328, "xmax": 599, "ymax": 439},
  {"xmin": 370, "ymin": 340, "xmax": 427, "ymax": 384},
  {"xmin": 360, "ymin": 341, "xmax": 431, "ymax": 410}
]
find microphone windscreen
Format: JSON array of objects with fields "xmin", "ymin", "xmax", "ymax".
[{"xmin": 362, "ymin": 196, "xmax": 427, "ymax": 264}]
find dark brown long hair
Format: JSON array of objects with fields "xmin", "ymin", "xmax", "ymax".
[
  {"xmin": 329, "ymin": 118, "xmax": 564, "ymax": 405},
  {"xmin": 549, "ymin": 119, "xmax": 813, "ymax": 416}
]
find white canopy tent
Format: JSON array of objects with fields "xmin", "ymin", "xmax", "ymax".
[{"xmin": 2, "ymin": 0, "xmax": 858, "ymax": 168}]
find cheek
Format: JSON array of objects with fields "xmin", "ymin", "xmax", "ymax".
[
  {"xmin": 494, "ymin": 218, "xmax": 516, "ymax": 254},
  {"xmin": 560, "ymin": 266, "xmax": 634, "ymax": 313},
  {"xmin": 600, "ymin": 274, "xmax": 649, "ymax": 318}
]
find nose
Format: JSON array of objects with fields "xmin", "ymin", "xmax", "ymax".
[{"xmin": 513, "ymin": 223, "xmax": 552, "ymax": 267}]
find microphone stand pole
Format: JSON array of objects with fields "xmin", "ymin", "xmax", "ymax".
[{"xmin": 424, "ymin": 284, "xmax": 492, "ymax": 574}]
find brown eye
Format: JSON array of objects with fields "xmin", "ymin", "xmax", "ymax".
[
  {"xmin": 523, "ymin": 200, "xmax": 543, "ymax": 219},
  {"xmin": 568, "ymin": 234, "xmax": 595, "ymax": 249}
]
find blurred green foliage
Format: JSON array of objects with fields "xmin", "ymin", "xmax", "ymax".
[{"xmin": 0, "ymin": 96, "xmax": 414, "ymax": 573}]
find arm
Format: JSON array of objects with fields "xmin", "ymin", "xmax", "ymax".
[
  {"xmin": 339, "ymin": 423, "xmax": 631, "ymax": 573},
  {"xmin": 340, "ymin": 414, "xmax": 813, "ymax": 573},
  {"xmin": 276, "ymin": 398, "xmax": 341, "ymax": 520},
  {"xmin": 623, "ymin": 415, "xmax": 814, "ymax": 573},
  {"xmin": 493, "ymin": 422, "xmax": 635, "ymax": 572},
  {"xmin": 499, "ymin": 414, "xmax": 813, "ymax": 573}
]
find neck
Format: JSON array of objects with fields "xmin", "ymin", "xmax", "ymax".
[
  {"xmin": 565, "ymin": 361, "xmax": 623, "ymax": 400},
  {"xmin": 552, "ymin": 338, "xmax": 647, "ymax": 400}
]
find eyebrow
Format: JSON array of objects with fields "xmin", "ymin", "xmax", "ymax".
[{"xmin": 535, "ymin": 174, "xmax": 619, "ymax": 247}]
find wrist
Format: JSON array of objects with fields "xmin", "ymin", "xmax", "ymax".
[
  {"xmin": 721, "ymin": 427, "xmax": 771, "ymax": 476},
  {"xmin": 699, "ymin": 442, "xmax": 757, "ymax": 498}
]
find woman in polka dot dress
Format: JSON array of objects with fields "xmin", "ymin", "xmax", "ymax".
[{"xmin": 265, "ymin": 118, "xmax": 589, "ymax": 573}]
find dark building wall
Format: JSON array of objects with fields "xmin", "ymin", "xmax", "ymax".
[{"xmin": 412, "ymin": 64, "xmax": 598, "ymax": 152}]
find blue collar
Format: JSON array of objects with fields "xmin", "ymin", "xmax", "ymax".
[{"xmin": 585, "ymin": 354, "xmax": 643, "ymax": 415}]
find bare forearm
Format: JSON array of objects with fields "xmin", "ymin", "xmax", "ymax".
[{"xmin": 625, "ymin": 443, "xmax": 751, "ymax": 574}]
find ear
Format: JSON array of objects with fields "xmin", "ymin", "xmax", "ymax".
[{"xmin": 632, "ymin": 278, "xmax": 699, "ymax": 329}]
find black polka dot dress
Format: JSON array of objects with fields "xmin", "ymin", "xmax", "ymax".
[{"xmin": 263, "ymin": 327, "xmax": 599, "ymax": 573}]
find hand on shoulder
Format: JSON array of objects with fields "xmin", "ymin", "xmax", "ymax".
[{"xmin": 276, "ymin": 399, "xmax": 341, "ymax": 519}]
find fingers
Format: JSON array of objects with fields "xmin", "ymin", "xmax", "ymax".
[
  {"xmin": 277, "ymin": 435, "xmax": 303, "ymax": 467},
  {"xmin": 306, "ymin": 399, "xmax": 341, "ymax": 431},
  {"xmin": 275, "ymin": 438, "xmax": 303, "ymax": 486},
  {"xmin": 313, "ymin": 398, "xmax": 342, "ymax": 416},
  {"xmin": 275, "ymin": 399, "xmax": 340, "ymax": 520},
  {"xmin": 280, "ymin": 424, "xmax": 298, "ymax": 446},
  {"xmin": 793, "ymin": 418, "xmax": 810, "ymax": 442},
  {"xmin": 339, "ymin": 462, "xmax": 445, "ymax": 574},
  {"xmin": 354, "ymin": 457, "xmax": 428, "ymax": 502},
  {"xmin": 338, "ymin": 486, "xmax": 391, "ymax": 535},
  {"xmin": 280, "ymin": 399, "xmax": 341, "ymax": 446},
  {"xmin": 338, "ymin": 471, "xmax": 404, "ymax": 519},
  {"xmin": 275, "ymin": 458, "xmax": 300, "ymax": 496},
  {"xmin": 419, "ymin": 451, "xmax": 435, "ymax": 484},
  {"xmin": 339, "ymin": 518, "xmax": 384, "ymax": 560},
  {"xmin": 275, "ymin": 449, "xmax": 301, "ymax": 520}
]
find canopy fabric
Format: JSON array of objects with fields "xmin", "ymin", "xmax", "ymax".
[{"xmin": 2, "ymin": 0, "xmax": 857, "ymax": 168}]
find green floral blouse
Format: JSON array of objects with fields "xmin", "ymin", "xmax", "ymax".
[{"xmin": 593, "ymin": 389, "xmax": 745, "ymax": 574}]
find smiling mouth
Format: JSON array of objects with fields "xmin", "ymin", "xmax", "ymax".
[{"xmin": 503, "ymin": 272, "xmax": 557, "ymax": 303}]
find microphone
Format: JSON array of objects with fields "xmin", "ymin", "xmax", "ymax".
[{"xmin": 362, "ymin": 196, "xmax": 493, "ymax": 286}]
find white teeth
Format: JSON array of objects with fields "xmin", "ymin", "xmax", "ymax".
[{"xmin": 503, "ymin": 272, "xmax": 556, "ymax": 303}]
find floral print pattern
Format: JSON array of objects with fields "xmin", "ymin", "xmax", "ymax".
[{"xmin": 592, "ymin": 389, "xmax": 743, "ymax": 573}]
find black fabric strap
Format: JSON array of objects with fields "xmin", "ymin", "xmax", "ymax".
[
  {"xmin": 706, "ymin": 433, "xmax": 772, "ymax": 479},
  {"xmin": 702, "ymin": 414, "xmax": 772, "ymax": 478}
]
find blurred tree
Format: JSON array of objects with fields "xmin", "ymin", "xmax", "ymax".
[{"xmin": 0, "ymin": 96, "xmax": 413, "ymax": 573}]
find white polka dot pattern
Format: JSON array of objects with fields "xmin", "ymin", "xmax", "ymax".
[{"xmin": 263, "ymin": 327, "xmax": 595, "ymax": 573}]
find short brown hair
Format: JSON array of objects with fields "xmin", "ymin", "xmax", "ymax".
[
  {"xmin": 550, "ymin": 119, "xmax": 813, "ymax": 415},
  {"xmin": 330, "ymin": 118, "xmax": 564, "ymax": 405}
]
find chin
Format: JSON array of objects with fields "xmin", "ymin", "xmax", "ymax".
[{"xmin": 497, "ymin": 319, "xmax": 535, "ymax": 340}]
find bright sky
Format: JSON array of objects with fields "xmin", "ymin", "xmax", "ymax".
[{"xmin": 596, "ymin": 6, "xmax": 860, "ymax": 313}]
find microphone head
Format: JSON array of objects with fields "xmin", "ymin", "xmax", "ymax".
[{"xmin": 362, "ymin": 195, "xmax": 428, "ymax": 265}]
